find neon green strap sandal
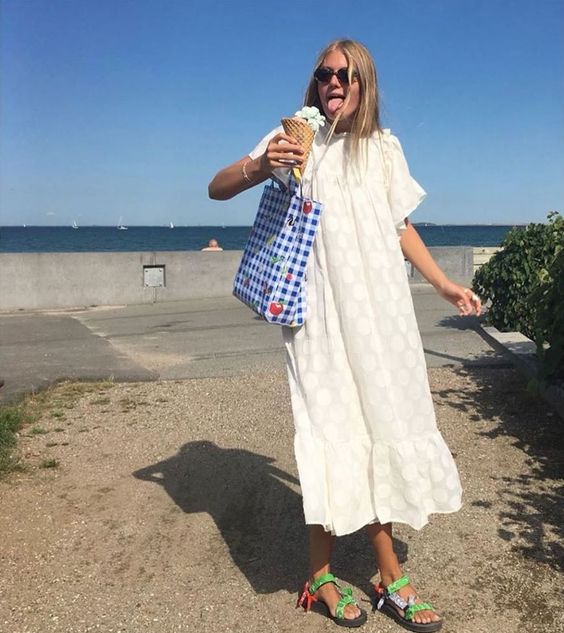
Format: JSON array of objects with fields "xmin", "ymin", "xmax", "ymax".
[
  {"xmin": 373, "ymin": 575, "xmax": 442, "ymax": 632},
  {"xmin": 297, "ymin": 572, "xmax": 367, "ymax": 628}
]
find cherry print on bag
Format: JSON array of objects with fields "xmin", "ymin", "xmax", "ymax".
[
  {"xmin": 233, "ymin": 173, "xmax": 323, "ymax": 326},
  {"xmin": 269, "ymin": 301, "xmax": 285, "ymax": 316}
]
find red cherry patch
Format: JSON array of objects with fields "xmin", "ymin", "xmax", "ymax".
[
  {"xmin": 303, "ymin": 200, "xmax": 312, "ymax": 214},
  {"xmin": 269, "ymin": 302, "xmax": 284, "ymax": 316}
]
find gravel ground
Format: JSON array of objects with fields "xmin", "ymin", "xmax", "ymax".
[{"xmin": 1, "ymin": 366, "xmax": 563, "ymax": 633}]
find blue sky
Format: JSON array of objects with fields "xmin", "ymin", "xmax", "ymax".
[{"xmin": 1, "ymin": 0, "xmax": 562, "ymax": 226}]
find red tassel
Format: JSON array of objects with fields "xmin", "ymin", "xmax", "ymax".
[{"xmin": 296, "ymin": 583, "xmax": 317, "ymax": 612}]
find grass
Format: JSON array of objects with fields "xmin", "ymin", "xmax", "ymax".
[
  {"xmin": 39, "ymin": 458, "xmax": 59, "ymax": 469},
  {"xmin": 30, "ymin": 426, "xmax": 49, "ymax": 435},
  {"xmin": 0, "ymin": 405, "xmax": 26, "ymax": 474},
  {"xmin": 0, "ymin": 380, "xmax": 115, "ymax": 477}
]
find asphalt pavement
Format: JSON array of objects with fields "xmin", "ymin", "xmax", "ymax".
[{"xmin": 0, "ymin": 284, "xmax": 510, "ymax": 403}]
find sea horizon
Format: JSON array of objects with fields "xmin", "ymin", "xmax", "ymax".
[
  {"xmin": 1, "ymin": 222, "xmax": 529, "ymax": 228},
  {"xmin": 0, "ymin": 224, "xmax": 524, "ymax": 252}
]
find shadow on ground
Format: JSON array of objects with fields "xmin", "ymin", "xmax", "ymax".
[
  {"xmin": 423, "ymin": 314, "xmax": 512, "ymax": 367},
  {"xmin": 133, "ymin": 440, "xmax": 407, "ymax": 596},
  {"xmin": 436, "ymin": 359, "xmax": 564, "ymax": 573},
  {"xmin": 437, "ymin": 314, "xmax": 484, "ymax": 332}
]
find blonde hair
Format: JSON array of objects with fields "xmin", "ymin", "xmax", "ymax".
[{"xmin": 303, "ymin": 39, "xmax": 382, "ymax": 155}]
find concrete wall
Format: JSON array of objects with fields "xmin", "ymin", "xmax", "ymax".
[
  {"xmin": 1, "ymin": 247, "xmax": 484, "ymax": 312},
  {"xmin": 0, "ymin": 251, "xmax": 242, "ymax": 311},
  {"xmin": 406, "ymin": 246, "xmax": 474, "ymax": 283},
  {"xmin": 472, "ymin": 246, "xmax": 502, "ymax": 275}
]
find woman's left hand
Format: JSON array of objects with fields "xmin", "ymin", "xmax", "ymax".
[{"xmin": 437, "ymin": 280, "xmax": 482, "ymax": 316}]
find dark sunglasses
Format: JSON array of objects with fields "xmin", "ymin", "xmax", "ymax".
[{"xmin": 314, "ymin": 66, "xmax": 357, "ymax": 85}]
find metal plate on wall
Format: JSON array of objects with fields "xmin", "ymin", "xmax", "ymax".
[{"xmin": 143, "ymin": 266, "xmax": 165, "ymax": 287}]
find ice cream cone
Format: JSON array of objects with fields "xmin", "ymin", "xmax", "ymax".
[{"xmin": 281, "ymin": 117, "xmax": 316, "ymax": 181}]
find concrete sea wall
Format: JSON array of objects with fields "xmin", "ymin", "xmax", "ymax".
[{"xmin": 0, "ymin": 247, "xmax": 496, "ymax": 311}]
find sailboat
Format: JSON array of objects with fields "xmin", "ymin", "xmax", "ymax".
[
  {"xmin": 117, "ymin": 216, "xmax": 128, "ymax": 230},
  {"xmin": 72, "ymin": 220, "xmax": 79, "ymax": 229},
  {"xmin": 169, "ymin": 221, "xmax": 174, "ymax": 229}
]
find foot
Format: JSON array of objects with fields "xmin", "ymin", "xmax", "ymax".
[
  {"xmin": 312, "ymin": 577, "xmax": 363, "ymax": 621},
  {"xmin": 379, "ymin": 573, "xmax": 440, "ymax": 625}
]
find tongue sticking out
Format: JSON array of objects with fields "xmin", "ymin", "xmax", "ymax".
[{"xmin": 327, "ymin": 97, "xmax": 344, "ymax": 116}]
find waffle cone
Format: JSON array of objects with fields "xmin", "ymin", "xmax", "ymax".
[{"xmin": 281, "ymin": 117, "xmax": 315, "ymax": 176}]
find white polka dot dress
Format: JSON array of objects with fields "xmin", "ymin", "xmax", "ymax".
[{"xmin": 249, "ymin": 126, "xmax": 462, "ymax": 536}]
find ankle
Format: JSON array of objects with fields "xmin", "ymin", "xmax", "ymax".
[
  {"xmin": 310, "ymin": 568, "xmax": 331, "ymax": 582},
  {"xmin": 378, "ymin": 567, "xmax": 404, "ymax": 587}
]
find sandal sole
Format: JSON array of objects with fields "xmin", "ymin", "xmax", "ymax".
[
  {"xmin": 316, "ymin": 602, "xmax": 368, "ymax": 628},
  {"xmin": 379, "ymin": 602, "xmax": 442, "ymax": 632}
]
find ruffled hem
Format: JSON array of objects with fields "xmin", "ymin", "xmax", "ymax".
[
  {"xmin": 294, "ymin": 431, "xmax": 462, "ymax": 537},
  {"xmin": 309, "ymin": 503, "xmax": 463, "ymax": 537}
]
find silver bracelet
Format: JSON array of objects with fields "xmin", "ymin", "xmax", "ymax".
[{"xmin": 242, "ymin": 160, "xmax": 253, "ymax": 184}]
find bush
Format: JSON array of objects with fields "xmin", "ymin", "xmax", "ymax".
[
  {"xmin": 473, "ymin": 212, "xmax": 564, "ymax": 383},
  {"xmin": 528, "ymin": 244, "xmax": 564, "ymax": 383}
]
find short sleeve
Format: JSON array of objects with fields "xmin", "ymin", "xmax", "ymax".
[
  {"xmin": 248, "ymin": 125, "xmax": 290, "ymax": 187},
  {"xmin": 385, "ymin": 133, "xmax": 426, "ymax": 233},
  {"xmin": 248, "ymin": 126, "xmax": 283, "ymax": 159}
]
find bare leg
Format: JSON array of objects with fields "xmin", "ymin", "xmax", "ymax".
[
  {"xmin": 307, "ymin": 525, "xmax": 362, "ymax": 620},
  {"xmin": 309, "ymin": 524, "xmax": 334, "ymax": 579},
  {"xmin": 366, "ymin": 522, "xmax": 440, "ymax": 625}
]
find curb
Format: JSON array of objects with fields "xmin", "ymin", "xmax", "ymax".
[{"xmin": 478, "ymin": 325, "xmax": 564, "ymax": 420}]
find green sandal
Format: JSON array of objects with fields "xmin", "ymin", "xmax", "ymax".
[
  {"xmin": 373, "ymin": 575, "xmax": 442, "ymax": 632},
  {"xmin": 297, "ymin": 572, "xmax": 367, "ymax": 628}
]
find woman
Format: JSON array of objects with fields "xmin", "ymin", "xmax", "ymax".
[{"xmin": 209, "ymin": 39, "xmax": 480, "ymax": 631}]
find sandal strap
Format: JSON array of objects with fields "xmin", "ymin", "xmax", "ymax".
[
  {"xmin": 309, "ymin": 573, "xmax": 360, "ymax": 620},
  {"xmin": 335, "ymin": 590, "xmax": 356, "ymax": 620},
  {"xmin": 386, "ymin": 575, "xmax": 410, "ymax": 595},
  {"xmin": 308, "ymin": 572, "xmax": 339, "ymax": 595},
  {"xmin": 405, "ymin": 602, "xmax": 434, "ymax": 621}
]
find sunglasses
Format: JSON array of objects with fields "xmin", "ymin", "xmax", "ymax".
[{"xmin": 313, "ymin": 66, "xmax": 357, "ymax": 85}]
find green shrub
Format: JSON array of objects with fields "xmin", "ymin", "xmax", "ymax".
[
  {"xmin": 527, "ymin": 245, "xmax": 564, "ymax": 383},
  {"xmin": 473, "ymin": 212, "xmax": 564, "ymax": 383}
]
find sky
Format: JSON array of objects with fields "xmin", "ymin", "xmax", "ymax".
[{"xmin": 0, "ymin": 0, "xmax": 563, "ymax": 227}]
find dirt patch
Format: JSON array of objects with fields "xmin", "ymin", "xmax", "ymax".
[{"xmin": 1, "ymin": 367, "xmax": 562, "ymax": 633}]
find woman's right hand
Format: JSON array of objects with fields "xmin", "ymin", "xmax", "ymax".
[
  {"xmin": 258, "ymin": 133, "xmax": 304, "ymax": 175},
  {"xmin": 208, "ymin": 133, "xmax": 305, "ymax": 201}
]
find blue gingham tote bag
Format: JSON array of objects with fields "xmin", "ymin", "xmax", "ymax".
[{"xmin": 233, "ymin": 176, "xmax": 323, "ymax": 326}]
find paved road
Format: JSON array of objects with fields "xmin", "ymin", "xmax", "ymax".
[{"xmin": 0, "ymin": 285, "xmax": 508, "ymax": 402}]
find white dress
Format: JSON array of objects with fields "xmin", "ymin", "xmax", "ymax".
[{"xmin": 249, "ymin": 126, "xmax": 462, "ymax": 537}]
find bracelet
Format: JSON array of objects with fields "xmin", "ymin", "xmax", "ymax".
[{"xmin": 242, "ymin": 160, "xmax": 253, "ymax": 184}]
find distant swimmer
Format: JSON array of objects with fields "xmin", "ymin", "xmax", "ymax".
[{"xmin": 201, "ymin": 238, "xmax": 223, "ymax": 251}]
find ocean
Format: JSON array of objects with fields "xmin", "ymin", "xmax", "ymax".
[{"xmin": 0, "ymin": 225, "xmax": 520, "ymax": 253}]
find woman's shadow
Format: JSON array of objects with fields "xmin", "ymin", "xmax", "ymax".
[
  {"xmin": 133, "ymin": 441, "xmax": 395, "ymax": 596},
  {"xmin": 133, "ymin": 441, "xmax": 307, "ymax": 593}
]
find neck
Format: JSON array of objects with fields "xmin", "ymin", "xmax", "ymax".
[{"xmin": 333, "ymin": 116, "xmax": 352, "ymax": 134}]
